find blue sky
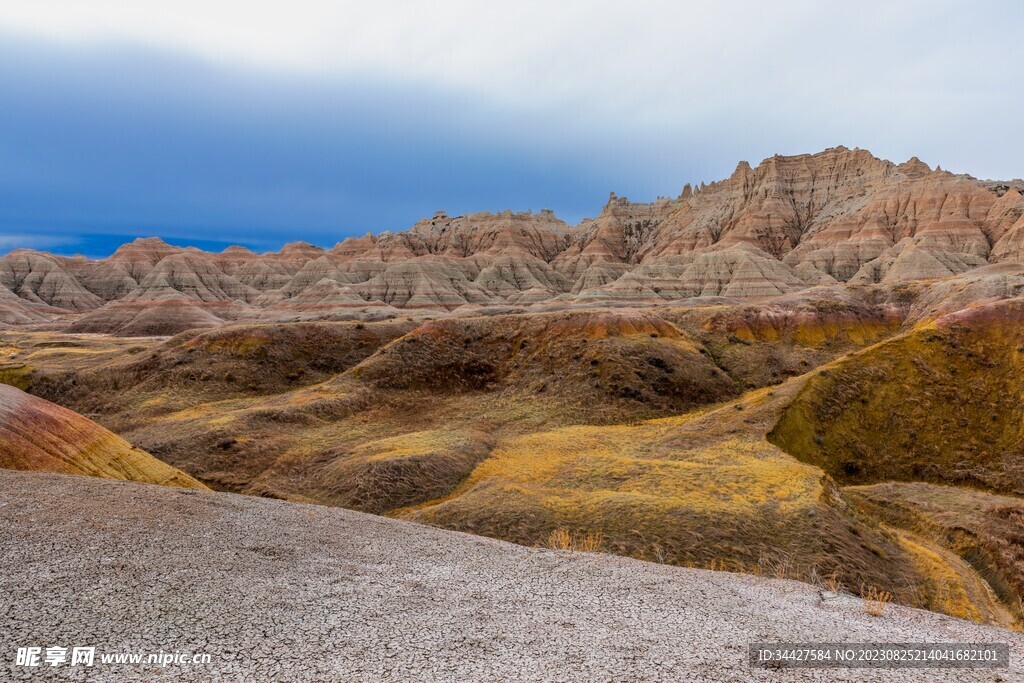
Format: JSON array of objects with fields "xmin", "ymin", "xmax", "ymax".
[{"xmin": 1, "ymin": 1, "xmax": 1022, "ymax": 257}]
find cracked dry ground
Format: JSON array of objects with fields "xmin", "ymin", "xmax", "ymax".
[{"xmin": 1, "ymin": 471, "xmax": 1020, "ymax": 682}]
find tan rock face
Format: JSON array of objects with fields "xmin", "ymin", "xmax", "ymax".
[
  {"xmin": 66, "ymin": 297, "xmax": 226, "ymax": 336},
  {"xmin": 0, "ymin": 284, "xmax": 58, "ymax": 325},
  {"xmin": 0, "ymin": 251, "xmax": 104, "ymax": 311},
  {"xmin": 2, "ymin": 147, "xmax": 1022, "ymax": 334}
]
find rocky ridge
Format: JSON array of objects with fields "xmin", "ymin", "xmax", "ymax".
[{"xmin": 2, "ymin": 147, "xmax": 1023, "ymax": 334}]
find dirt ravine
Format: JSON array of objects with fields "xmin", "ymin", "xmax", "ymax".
[{"xmin": 1, "ymin": 470, "xmax": 1020, "ymax": 682}]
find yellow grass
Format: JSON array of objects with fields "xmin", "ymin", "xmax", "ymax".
[
  {"xmin": 894, "ymin": 531, "xmax": 983, "ymax": 622},
  {"xmin": 357, "ymin": 430, "xmax": 468, "ymax": 461},
  {"xmin": 0, "ymin": 364, "xmax": 32, "ymax": 390},
  {"xmin": 459, "ymin": 426, "xmax": 822, "ymax": 516},
  {"xmin": 545, "ymin": 528, "xmax": 604, "ymax": 553},
  {"xmin": 546, "ymin": 528, "xmax": 572, "ymax": 551}
]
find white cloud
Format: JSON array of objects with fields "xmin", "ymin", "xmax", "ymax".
[
  {"xmin": 1, "ymin": 1, "xmax": 1022, "ymax": 179},
  {"xmin": 0, "ymin": 233, "xmax": 77, "ymax": 251}
]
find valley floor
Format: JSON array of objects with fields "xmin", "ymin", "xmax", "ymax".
[{"xmin": 2, "ymin": 471, "xmax": 1020, "ymax": 682}]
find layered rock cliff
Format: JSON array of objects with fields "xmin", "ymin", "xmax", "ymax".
[{"xmin": 2, "ymin": 147, "xmax": 1022, "ymax": 334}]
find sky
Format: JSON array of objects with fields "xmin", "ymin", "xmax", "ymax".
[{"xmin": 1, "ymin": 1, "xmax": 1022, "ymax": 257}]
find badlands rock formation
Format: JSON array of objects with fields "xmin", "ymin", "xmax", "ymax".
[
  {"xmin": 0, "ymin": 383, "xmax": 206, "ymax": 489},
  {"xmin": 2, "ymin": 147, "xmax": 1023, "ymax": 334}
]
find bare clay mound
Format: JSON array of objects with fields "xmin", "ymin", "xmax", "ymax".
[
  {"xmin": 1, "ymin": 471, "xmax": 1019, "ymax": 682},
  {"xmin": 0, "ymin": 384, "xmax": 206, "ymax": 490}
]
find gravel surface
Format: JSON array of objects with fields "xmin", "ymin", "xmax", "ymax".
[{"xmin": 1, "ymin": 470, "xmax": 1020, "ymax": 682}]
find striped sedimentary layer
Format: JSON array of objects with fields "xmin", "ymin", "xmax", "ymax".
[{"xmin": 1, "ymin": 147, "xmax": 1022, "ymax": 334}]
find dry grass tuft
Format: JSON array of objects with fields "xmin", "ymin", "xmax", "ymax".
[
  {"xmin": 862, "ymin": 585, "xmax": 893, "ymax": 617},
  {"xmin": 546, "ymin": 528, "xmax": 604, "ymax": 553},
  {"xmin": 547, "ymin": 528, "xmax": 573, "ymax": 551},
  {"xmin": 758, "ymin": 555, "xmax": 795, "ymax": 580},
  {"xmin": 825, "ymin": 573, "xmax": 844, "ymax": 594},
  {"xmin": 576, "ymin": 530, "xmax": 604, "ymax": 553}
]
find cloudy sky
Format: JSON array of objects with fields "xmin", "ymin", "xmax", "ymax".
[{"xmin": 1, "ymin": 1, "xmax": 1021, "ymax": 256}]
